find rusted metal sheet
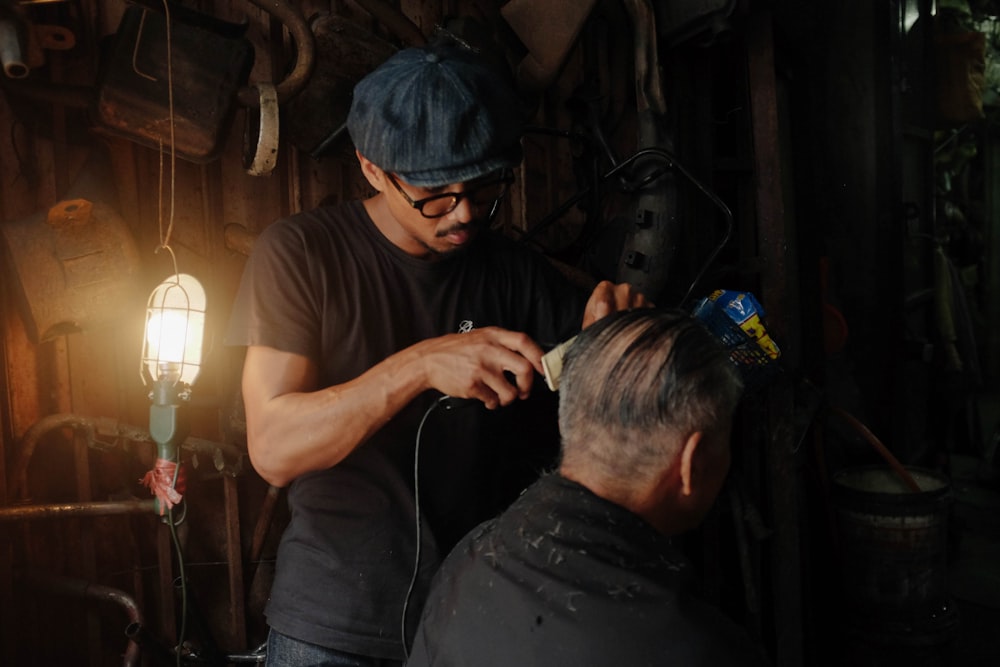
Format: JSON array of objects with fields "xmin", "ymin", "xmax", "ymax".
[
  {"xmin": 92, "ymin": 5, "xmax": 254, "ymax": 164},
  {"xmin": 0, "ymin": 198, "xmax": 141, "ymax": 343}
]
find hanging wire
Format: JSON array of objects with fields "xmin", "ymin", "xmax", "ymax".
[
  {"xmin": 400, "ymin": 395, "xmax": 455, "ymax": 661},
  {"xmin": 158, "ymin": 0, "xmax": 178, "ymax": 259},
  {"xmin": 144, "ymin": 6, "xmax": 186, "ymax": 663},
  {"xmin": 131, "ymin": 1, "xmax": 179, "ymax": 264},
  {"xmin": 168, "ymin": 503, "xmax": 189, "ymax": 667}
]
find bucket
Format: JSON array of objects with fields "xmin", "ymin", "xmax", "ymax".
[{"xmin": 831, "ymin": 465, "xmax": 959, "ymax": 646}]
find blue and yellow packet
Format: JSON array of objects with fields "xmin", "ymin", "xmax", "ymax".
[{"xmin": 692, "ymin": 289, "xmax": 781, "ymax": 389}]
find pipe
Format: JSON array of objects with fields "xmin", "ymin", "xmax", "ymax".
[
  {"xmin": 21, "ymin": 571, "xmax": 143, "ymax": 667},
  {"xmin": 225, "ymin": 643, "xmax": 267, "ymax": 663},
  {"xmin": 8, "ymin": 413, "xmax": 247, "ymax": 501},
  {"xmin": 829, "ymin": 406, "xmax": 923, "ymax": 493},
  {"xmin": 0, "ymin": 19, "xmax": 28, "ymax": 79},
  {"xmin": 2, "ymin": 0, "xmax": 316, "ymax": 109},
  {"xmin": 237, "ymin": 0, "xmax": 315, "ymax": 107},
  {"xmin": 0, "ymin": 499, "xmax": 157, "ymax": 522},
  {"xmin": 8, "ymin": 413, "xmax": 96, "ymax": 500},
  {"xmin": 125, "ymin": 622, "xmax": 177, "ymax": 666}
]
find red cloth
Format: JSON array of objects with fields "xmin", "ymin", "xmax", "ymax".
[{"xmin": 140, "ymin": 458, "xmax": 185, "ymax": 515}]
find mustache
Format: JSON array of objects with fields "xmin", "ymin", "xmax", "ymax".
[{"xmin": 435, "ymin": 217, "xmax": 487, "ymax": 237}]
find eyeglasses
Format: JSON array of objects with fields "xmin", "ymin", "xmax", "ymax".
[{"xmin": 386, "ymin": 171, "xmax": 514, "ymax": 219}]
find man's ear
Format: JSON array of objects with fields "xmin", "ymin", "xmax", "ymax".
[
  {"xmin": 679, "ymin": 431, "xmax": 704, "ymax": 497},
  {"xmin": 356, "ymin": 150, "xmax": 385, "ymax": 191}
]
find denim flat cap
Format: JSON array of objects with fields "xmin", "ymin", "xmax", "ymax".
[{"xmin": 347, "ymin": 44, "xmax": 525, "ymax": 187}]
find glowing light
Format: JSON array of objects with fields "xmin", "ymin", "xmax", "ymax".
[{"xmin": 141, "ymin": 273, "xmax": 206, "ymax": 387}]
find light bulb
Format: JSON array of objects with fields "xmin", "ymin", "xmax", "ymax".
[{"xmin": 141, "ymin": 273, "xmax": 206, "ymax": 387}]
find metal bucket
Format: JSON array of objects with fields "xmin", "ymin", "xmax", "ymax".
[{"xmin": 831, "ymin": 465, "xmax": 959, "ymax": 646}]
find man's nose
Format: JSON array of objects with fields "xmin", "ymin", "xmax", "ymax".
[{"xmin": 448, "ymin": 195, "xmax": 476, "ymax": 223}]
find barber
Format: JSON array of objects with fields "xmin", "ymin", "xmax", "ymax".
[{"xmin": 226, "ymin": 40, "xmax": 646, "ymax": 666}]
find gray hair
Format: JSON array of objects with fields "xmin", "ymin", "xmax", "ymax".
[{"xmin": 558, "ymin": 309, "xmax": 744, "ymax": 482}]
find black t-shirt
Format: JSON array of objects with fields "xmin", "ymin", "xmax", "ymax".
[
  {"xmin": 225, "ymin": 200, "xmax": 586, "ymax": 658},
  {"xmin": 407, "ymin": 474, "xmax": 773, "ymax": 667}
]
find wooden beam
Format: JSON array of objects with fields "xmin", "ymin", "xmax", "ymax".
[
  {"xmin": 223, "ymin": 475, "xmax": 247, "ymax": 649},
  {"xmin": 746, "ymin": 8, "xmax": 804, "ymax": 667}
]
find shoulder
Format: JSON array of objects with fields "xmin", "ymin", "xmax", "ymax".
[
  {"xmin": 250, "ymin": 201, "xmax": 372, "ymax": 264},
  {"xmin": 258, "ymin": 201, "xmax": 364, "ymax": 243}
]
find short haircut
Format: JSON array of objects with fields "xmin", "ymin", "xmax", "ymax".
[{"xmin": 558, "ymin": 309, "xmax": 744, "ymax": 482}]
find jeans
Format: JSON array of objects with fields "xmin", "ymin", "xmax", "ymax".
[{"xmin": 265, "ymin": 628, "xmax": 403, "ymax": 667}]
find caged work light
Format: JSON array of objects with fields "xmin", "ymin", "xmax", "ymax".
[{"xmin": 139, "ymin": 273, "xmax": 206, "ymax": 515}]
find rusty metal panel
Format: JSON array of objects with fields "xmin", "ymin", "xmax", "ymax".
[
  {"xmin": 93, "ymin": 5, "xmax": 254, "ymax": 164},
  {"xmin": 0, "ymin": 198, "xmax": 141, "ymax": 343}
]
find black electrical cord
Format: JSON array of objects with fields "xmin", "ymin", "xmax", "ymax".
[
  {"xmin": 400, "ymin": 395, "xmax": 454, "ymax": 660},
  {"xmin": 166, "ymin": 465, "xmax": 188, "ymax": 667}
]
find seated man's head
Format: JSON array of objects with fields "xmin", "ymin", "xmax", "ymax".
[
  {"xmin": 558, "ymin": 309, "xmax": 744, "ymax": 535},
  {"xmin": 346, "ymin": 43, "xmax": 523, "ymax": 256}
]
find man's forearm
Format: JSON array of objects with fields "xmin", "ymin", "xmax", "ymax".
[{"xmin": 243, "ymin": 346, "xmax": 428, "ymax": 487}]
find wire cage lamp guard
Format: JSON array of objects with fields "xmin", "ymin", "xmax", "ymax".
[
  {"xmin": 139, "ymin": 273, "xmax": 206, "ymax": 515},
  {"xmin": 141, "ymin": 273, "xmax": 206, "ymax": 391}
]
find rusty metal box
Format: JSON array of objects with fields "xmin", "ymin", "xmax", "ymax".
[{"xmin": 93, "ymin": 5, "xmax": 254, "ymax": 163}]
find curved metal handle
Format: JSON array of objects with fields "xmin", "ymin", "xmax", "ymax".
[
  {"xmin": 237, "ymin": 0, "xmax": 316, "ymax": 107},
  {"xmin": 245, "ymin": 82, "xmax": 280, "ymax": 176}
]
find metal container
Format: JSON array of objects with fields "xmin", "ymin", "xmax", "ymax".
[
  {"xmin": 93, "ymin": 5, "xmax": 254, "ymax": 163},
  {"xmin": 831, "ymin": 465, "xmax": 959, "ymax": 646},
  {"xmin": 0, "ymin": 198, "xmax": 141, "ymax": 342}
]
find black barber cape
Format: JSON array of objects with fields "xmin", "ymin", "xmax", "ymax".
[{"xmin": 406, "ymin": 474, "xmax": 771, "ymax": 667}]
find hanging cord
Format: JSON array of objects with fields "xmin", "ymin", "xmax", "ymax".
[
  {"xmin": 151, "ymin": 5, "xmax": 185, "ymax": 663},
  {"xmin": 132, "ymin": 1, "xmax": 178, "ymax": 260},
  {"xmin": 166, "ymin": 462, "xmax": 189, "ymax": 667},
  {"xmin": 157, "ymin": 0, "xmax": 177, "ymax": 256},
  {"xmin": 400, "ymin": 395, "xmax": 452, "ymax": 660}
]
